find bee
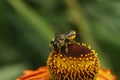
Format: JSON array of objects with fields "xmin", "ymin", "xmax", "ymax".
[{"xmin": 49, "ymin": 30, "xmax": 77, "ymax": 53}]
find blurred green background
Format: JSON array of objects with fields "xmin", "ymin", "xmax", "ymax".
[{"xmin": 0, "ymin": 0, "xmax": 120, "ymax": 80}]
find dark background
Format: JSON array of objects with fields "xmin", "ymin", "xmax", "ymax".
[{"xmin": 0, "ymin": 0, "xmax": 120, "ymax": 80}]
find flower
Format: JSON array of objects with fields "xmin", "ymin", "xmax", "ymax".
[
  {"xmin": 17, "ymin": 31, "xmax": 117, "ymax": 80},
  {"xmin": 16, "ymin": 43, "xmax": 117, "ymax": 80}
]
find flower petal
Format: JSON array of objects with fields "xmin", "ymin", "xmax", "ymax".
[
  {"xmin": 96, "ymin": 68, "xmax": 116, "ymax": 80},
  {"xmin": 17, "ymin": 66, "xmax": 50, "ymax": 80}
]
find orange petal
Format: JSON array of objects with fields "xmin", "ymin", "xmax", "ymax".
[
  {"xmin": 17, "ymin": 66, "xmax": 50, "ymax": 80},
  {"xmin": 96, "ymin": 68, "xmax": 116, "ymax": 80}
]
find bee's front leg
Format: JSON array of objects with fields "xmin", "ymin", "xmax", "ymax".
[
  {"xmin": 65, "ymin": 43, "xmax": 69, "ymax": 54},
  {"xmin": 57, "ymin": 42, "xmax": 61, "ymax": 53}
]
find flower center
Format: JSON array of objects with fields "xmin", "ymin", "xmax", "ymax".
[{"xmin": 47, "ymin": 42, "xmax": 100, "ymax": 80}]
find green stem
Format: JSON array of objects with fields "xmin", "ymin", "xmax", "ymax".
[{"xmin": 8, "ymin": 0, "xmax": 55, "ymax": 41}]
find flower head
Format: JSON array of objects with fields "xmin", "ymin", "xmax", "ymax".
[{"xmin": 47, "ymin": 42, "xmax": 100, "ymax": 80}]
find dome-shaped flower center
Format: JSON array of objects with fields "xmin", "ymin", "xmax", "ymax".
[{"xmin": 47, "ymin": 42, "xmax": 100, "ymax": 80}]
